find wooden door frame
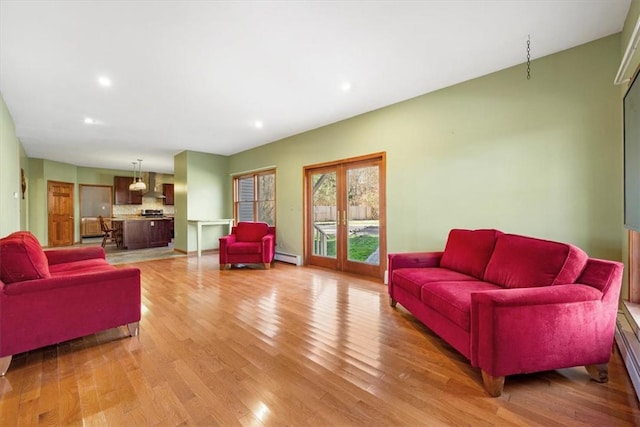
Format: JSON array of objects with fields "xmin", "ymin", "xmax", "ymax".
[
  {"xmin": 304, "ymin": 164, "xmax": 341, "ymax": 272},
  {"xmin": 303, "ymin": 152, "xmax": 386, "ymax": 280},
  {"xmin": 341, "ymin": 156, "xmax": 386, "ymax": 278}
]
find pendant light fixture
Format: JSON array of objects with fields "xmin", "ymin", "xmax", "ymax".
[
  {"xmin": 129, "ymin": 161, "xmax": 137, "ymax": 190},
  {"xmin": 128, "ymin": 159, "xmax": 147, "ymax": 191}
]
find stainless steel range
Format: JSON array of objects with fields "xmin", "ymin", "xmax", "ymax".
[{"xmin": 141, "ymin": 209, "xmax": 164, "ymax": 218}]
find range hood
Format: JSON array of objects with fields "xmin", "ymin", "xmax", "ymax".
[{"xmin": 143, "ymin": 172, "xmax": 166, "ymax": 199}]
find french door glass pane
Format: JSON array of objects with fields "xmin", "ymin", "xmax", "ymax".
[
  {"xmin": 312, "ymin": 171, "xmax": 337, "ymax": 258},
  {"xmin": 347, "ymin": 166, "xmax": 379, "ymax": 265}
]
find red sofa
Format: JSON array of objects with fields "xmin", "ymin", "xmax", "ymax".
[
  {"xmin": 0, "ymin": 231, "xmax": 141, "ymax": 375},
  {"xmin": 219, "ymin": 221, "xmax": 276, "ymax": 270},
  {"xmin": 388, "ymin": 229, "xmax": 623, "ymax": 396}
]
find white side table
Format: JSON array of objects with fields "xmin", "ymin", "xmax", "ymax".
[{"xmin": 188, "ymin": 219, "xmax": 235, "ymax": 257}]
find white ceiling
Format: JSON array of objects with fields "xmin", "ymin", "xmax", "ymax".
[{"xmin": 0, "ymin": 0, "xmax": 631, "ymax": 174}]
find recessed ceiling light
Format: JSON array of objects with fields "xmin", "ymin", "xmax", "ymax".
[
  {"xmin": 341, "ymin": 82, "xmax": 352, "ymax": 92},
  {"xmin": 84, "ymin": 117, "xmax": 95, "ymax": 124},
  {"xmin": 98, "ymin": 76, "xmax": 111, "ymax": 87},
  {"xmin": 254, "ymin": 120, "xmax": 264, "ymax": 129}
]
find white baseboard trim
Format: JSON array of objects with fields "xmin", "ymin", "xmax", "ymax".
[
  {"xmin": 615, "ymin": 313, "xmax": 640, "ymax": 400},
  {"xmin": 274, "ymin": 251, "xmax": 302, "ymax": 266}
]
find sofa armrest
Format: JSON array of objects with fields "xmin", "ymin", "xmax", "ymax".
[
  {"xmin": 388, "ymin": 251, "xmax": 443, "ymax": 271},
  {"xmin": 470, "ymin": 284, "xmax": 613, "ymax": 378},
  {"xmin": 219, "ymin": 235, "xmax": 237, "ymax": 245},
  {"xmin": 387, "ymin": 252, "xmax": 443, "ymax": 280},
  {"xmin": 45, "ymin": 247, "xmax": 106, "ymax": 265},
  {"xmin": 218, "ymin": 234, "xmax": 237, "ymax": 264},
  {"xmin": 261, "ymin": 234, "xmax": 275, "ymax": 262},
  {"xmin": 387, "ymin": 252, "xmax": 443, "ymax": 301}
]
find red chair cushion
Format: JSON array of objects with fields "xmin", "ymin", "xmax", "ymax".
[
  {"xmin": 0, "ymin": 231, "xmax": 51, "ymax": 284},
  {"xmin": 227, "ymin": 242, "xmax": 262, "ymax": 255},
  {"xmin": 235, "ymin": 222, "xmax": 269, "ymax": 242}
]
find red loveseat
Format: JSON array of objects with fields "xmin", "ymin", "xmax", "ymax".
[
  {"xmin": 388, "ymin": 229, "xmax": 623, "ymax": 397},
  {"xmin": 0, "ymin": 231, "xmax": 141, "ymax": 375},
  {"xmin": 219, "ymin": 221, "xmax": 276, "ymax": 270}
]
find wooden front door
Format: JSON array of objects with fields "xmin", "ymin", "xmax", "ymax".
[{"xmin": 48, "ymin": 180, "xmax": 74, "ymax": 247}]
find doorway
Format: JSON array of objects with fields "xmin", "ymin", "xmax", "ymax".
[
  {"xmin": 48, "ymin": 180, "xmax": 74, "ymax": 247},
  {"xmin": 304, "ymin": 153, "xmax": 386, "ymax": 279},
  {"xmin": 80, "ymin": 184, "xmax": 113, "ymax": 243}
]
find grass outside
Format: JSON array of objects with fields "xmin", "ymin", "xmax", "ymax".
[{"xmin": 325, "ymin": 235, "xmax": 378, "ymax": 261}]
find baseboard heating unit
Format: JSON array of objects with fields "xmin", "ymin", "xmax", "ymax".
[
  {"xmin": 615, "ymin": 313, "xmax": 640, "ymax": 400},
  {"xmin": 274, "ymin": 251, "xmax": 302, "ymax": 266}
]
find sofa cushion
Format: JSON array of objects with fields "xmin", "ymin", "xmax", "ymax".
[
  {"xmin": 483, "ymin": 234, "xmax": 588, "ymax": 289},
  {"xmin": 227, "ymin": 241, "xmax": 262, "ymax": 255},
  {"xmin": 0, "ymin": 231, "xmax": 51, "ymax": 284},
  {"xmin": 48, "ymin": 258, "xmax": 114, "ymax": 276},
  {"xmin": 421, "ymin": 280, "xmax": 502, "ymax": 330},
  {"xmin": 235, "ymin": 222, "xmax": 269, "ymax": 242},
  {"xmin": 392, "ymin": 267, "xmax": 477, "ymax": 298},
  {"xmin": 439, "ymin": 229, "xmax": 502, "ymax": 279}
]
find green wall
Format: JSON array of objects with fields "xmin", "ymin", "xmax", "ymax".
[
  {"xmin": 18, "ymin": 142, "xmax": 28, "ymax": 230},
  {"xmin": 77, "ymin": 166, "xmax": 137, "ymax": 186},
  {"xmin": 229, "ymin": 35, "xmax": 622, "ymax": 262},
  {"xmin": 0, "ymin": 93, "xmax": 22, "ymax": 236},
  {"xmin": 620, "ymin": 0, "xmax": 640, "ymax": 302},
  {"xmin": 174, "ymin": 150, "xmax": 230, "ymax": 253},
  {"xmin": 174, "ymin": 151, "xmax": 188, "ymax": 251}
]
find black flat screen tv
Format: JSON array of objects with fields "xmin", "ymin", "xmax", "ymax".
[{"xmin": 625, "ymin": 68, "xmax": 640, "ymax": 232}]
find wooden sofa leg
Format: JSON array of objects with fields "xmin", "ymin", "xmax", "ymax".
[
  {"xmin": 481, "ymin": 370, "xmax": 505, "ymax": 397},
  {"xmin": 0, "ymin": 356, "xmax": 12, "ymax": 376},
  {"xmin": 263, "ymin": 262, "xmax": 270, "ymax": 269},
  {"xmin": 127, "ymin": 322, "xmax": 140, "ymax": 337},
  {"xmin": 220, "ymin": 263, "xmax": 230, "ymax": 271},
  {"xmin": 390, "ymin": 298, "xmax": 397, "ymax": 308},
  {"xmin": 585, "ymin": 363, "xmax": 609, "ymax": 383}
]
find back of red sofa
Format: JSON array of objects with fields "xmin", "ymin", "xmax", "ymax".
[
  {"xmin": 439, "ymin": 229, "xmax": 502, "ymax": 280},
  {"xmin": 484, "ymin": 233, "xmax": 588, "ymax": 288}
]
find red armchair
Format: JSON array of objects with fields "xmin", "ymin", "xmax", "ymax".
[
  {"xmin": 0, "ymin": 231, "xmax": 141, "ymax": 375},
  {"xmin": 219, "ymin": 222, "xmax": 276, "ymax": 270}
]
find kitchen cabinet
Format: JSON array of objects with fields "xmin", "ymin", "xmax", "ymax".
[
  {"xmin": 163, "ymin": 183, "xmax": 174, "ymax": 205},
  {"xmin": 81, "ymin": 217, "xmax": 111, "ymax": 237},
  {"xmin": 113, "ymin": 218, "xmax": 172, "ymax": 249},
  {"xmin": 149, "ymin": 219, "xmax": 173, "ymax": 247},
  {"xmin": 114, "ymin": 176, "xmax": 142, "ymax": 205}
]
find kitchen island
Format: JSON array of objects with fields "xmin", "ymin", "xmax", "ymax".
[{"xmin": 112, "ymin": 217, "xmax": 174, "ymax": 250}]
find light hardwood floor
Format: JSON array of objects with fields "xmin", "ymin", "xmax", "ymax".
[{"xmin": 1, "ymin": 256, "xmax": 639, "ymax": 426}]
